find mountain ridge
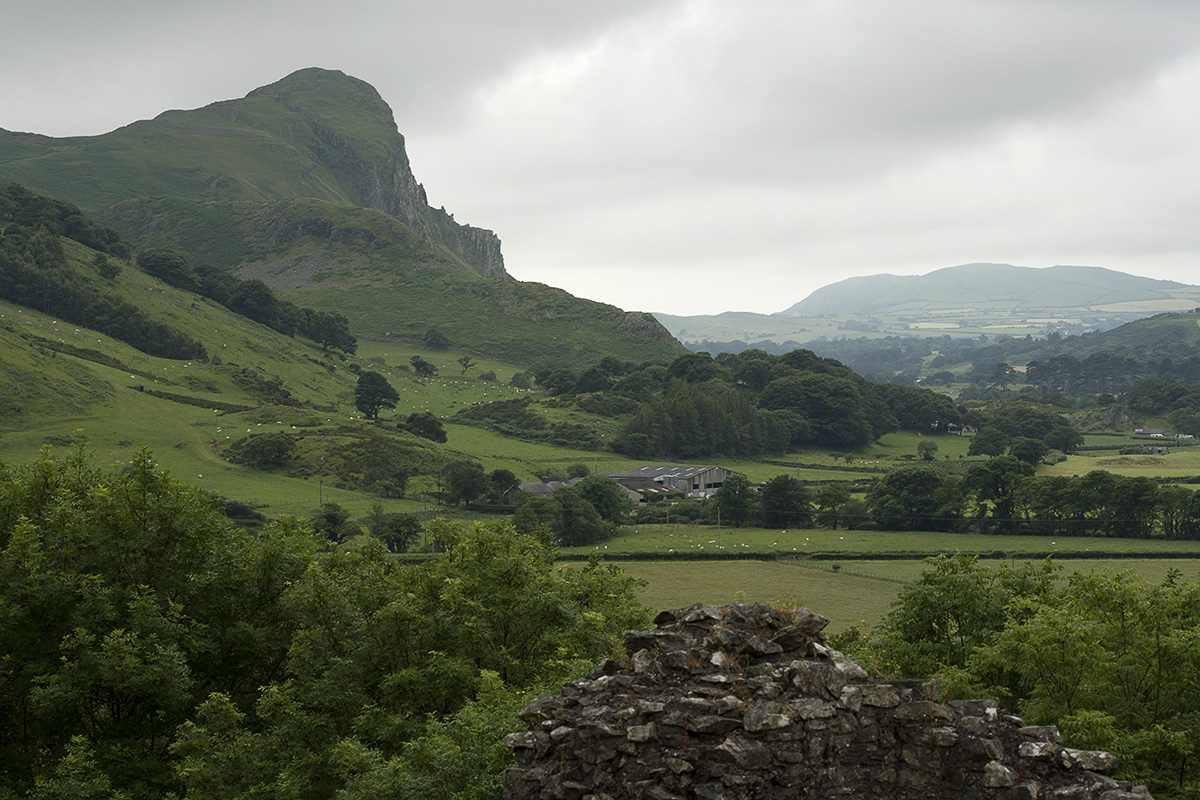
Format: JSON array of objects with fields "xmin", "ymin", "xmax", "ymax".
[
  {"xmin": 777, "ymin": 262, "xmax": 1197, "ymax": 317},
  {"xmin": 1, "ymin": 68, "xmax": 685, "ymax": 367},
  {"xmin": 0, "ymin": 67, "xmax": 505, "ymax": 279},
  {"xmin": 657, "ymin": 263, "xmax": 1200, "ymax": 348}
]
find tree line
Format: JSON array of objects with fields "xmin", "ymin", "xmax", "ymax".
[
  {"xmin": 136, "ymin": 249, "xmax": 357, "ymax": 354},
  {"xmin": 690, "ymin": 317, "xmax": 1200, "ymax": 400},
  {"xmin": 653, "ymin": 459, "xmax": 1200, "ymax": 541},
  {"xmin": 506, "ymin": 349, "xmax": 962, "ymax": 460},
  {"xmin": 862, "ymin": 460, "xmax": 1200, "ymax": 538},
  {"xmin": 0, "ymin": 207, "xmax": 208, "ymax": 360},
  {"xmin": 1, "ymin": 184, "xmax": 356, "ymax": 361}
]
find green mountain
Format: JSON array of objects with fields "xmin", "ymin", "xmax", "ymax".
[
  {"xmin": 0, "ymin": 68, "xmax": 682, "ymax": 367},
  {"xmin": 658, "ymin": 263, "xmax": 1200, "ymax": 347},
  {"xmin": 778, "ymin": 263, "xmax": 1200, "ymax": 317}
]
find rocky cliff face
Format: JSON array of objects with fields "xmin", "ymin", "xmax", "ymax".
[
  {"xmin": 504, "ymin": 603, "xmax": 1151, "ymax": 800},
  {"xmin": 250, "ymin": 68, "xmax": 507, "ymax": 278}
]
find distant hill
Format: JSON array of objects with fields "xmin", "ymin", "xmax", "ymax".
[
  {"xmin": 777, "ymin": 263, "xmax": 1200, "ymax": 317},
  {"xmin": 0, "ymin": 68, "xmax": 683, "ymax": 368},
  {"xmin": 657, "ymin": 263, "xmax": 1200, "ymax": 348}
]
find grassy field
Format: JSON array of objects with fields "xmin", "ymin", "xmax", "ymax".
[
  {"xmin": 619, "ymin": 559, "xmax": 905, "ymax": 631},
  {"xmin": 616, "ymin": 556, "xmax": 1200, "ymax": 633},
  {"xmin": 559, "ymin": 524, "xmax": 1200, "ymax": 559},
  {"xmin": 559, "ymin": 523, "xmax": 1200, "ymax": 632},
  {"xmin": 1045, "ymin": 447, "xmax": 1200, "ymax": 479}
]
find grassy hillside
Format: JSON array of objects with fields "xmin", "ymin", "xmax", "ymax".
[
  {"xmin": 0, "ymin": 68, "xmax": 684, "ymax": 368},
  {"xmin": 0, "ymin": 70, "xmax": 396, "ymax": 220},
  {"xmin": 779, "ymin": 263, "xmax": 1200, "ymax": 317}
]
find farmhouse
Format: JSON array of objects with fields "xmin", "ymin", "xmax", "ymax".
[{"xmin": 601, "ymin": 465, "xmax": 742, "ymax": 498}]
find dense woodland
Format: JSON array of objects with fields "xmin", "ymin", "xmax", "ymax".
[
  {"xmin": 691, "ymin": 319, "xmax": 1200, "ymax": 393},
  {"xmin": 0, "ymin": 444, "xmax": 648, "ymax": 799},
  {"xmin": 470, "ymin": 350, "xmax": 963, "ymax": 460},
  {"xmin": 838, "ymin": 556, "xmax": 1200, "ymax": 799}
]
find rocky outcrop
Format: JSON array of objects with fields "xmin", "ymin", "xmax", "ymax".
[
  {"xmin": 615, "ymin": 311, "xmax": 679, "ymax": 342},
  {"xmin": 503, "ymin": 603, "xmax": 1151, "ymax": 800},
  {"xmin": 251, "ymin": 68, "xmax": 507, "ymax": 279}
]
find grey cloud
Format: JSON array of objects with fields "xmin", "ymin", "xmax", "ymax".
[{"xmin": 5, "ymin": 0, "xmax": 1200, "ymax": 315}]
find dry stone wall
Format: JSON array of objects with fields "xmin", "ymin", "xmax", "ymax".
[{"xmin": 503, "ymin": 603, "xmax": 1152, "ymax": 800}]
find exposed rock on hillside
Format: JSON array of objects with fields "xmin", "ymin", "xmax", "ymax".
[
  {"xmin": 248, "ymin": 68, "xmax": 506, "ymax": 278},
  {"xmin": 504, "ymin": 603, "xmax": 1150, "ymax": 800}
]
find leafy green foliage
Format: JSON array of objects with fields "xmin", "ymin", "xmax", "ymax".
[
  {"xmin": 310, "ymin": 502, "xmax": 364, "ymax": 544},
  {"xmin": 401, "ymin": 410, "xmax": 447, "ymax": 443},
  {"xmin": 0, "ymin": 441, "xmax": 318, "ymax": 797},
  {"xmin": 848, "ymin": 557, "xmax": 1200, "ymax": 799},
  {"xmin": 361, "ymin": 503, "xmax": 422, "ymax": 552},
  {"xmin": 410, "ymin": 355, "xmax": 437, "ymax": 376},
  {"xmin": 454, "ymin": 396, "xmax": 605, "ymax": 450},
  {"xmin": 224, "ymin": 431, "xmax": 298, "ymax": 468},
  {"xmin": 760, "ymin": 474, "xmax": 812, "ymax": 528},
  {"xmin": 0, "ymin": 183, "xmax": 129, "ymax": 258},
  {"xmin": 712, "ymin": 474, "xmax": 756, "ymax": 527},
  {"xmin": 0, "ymin": 445, "xmax": 649, "ymax": 799},
  {"xmin": 0, "ymin": 214, "xmax": 206, "ymax": 360},
  {"xmin": 608, "ymin": 349, "xmax": 935, "ymax": 459},
  {"xmin": 137, "ymin": 248, "xmax": 200, "ymax": 291},
  {"xmin": 866, "ymin": 466, "xmax": 959, "ymax": 532},
  {"xmin": 485, "ymin": 468, "xmax": 519, "ymax": 498},
  {"xmin": 574, "ymin": 474, "xmax": 633, "ymax": 524},
  {"xmin": 320, "ymin": 432, "xmax": 425, "ymax": 498},
  {"xmin": 442, "ymin": 459, "xmax": 488, "ymax": 505},
  {"xmin": 354, "ymin": 370, "xmax": 399, "ymax": 419},
  {"xmin": 513, "ymin": 487, "xmax": 617, "ymax": 547}
]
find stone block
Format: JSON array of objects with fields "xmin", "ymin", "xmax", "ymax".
[
  {"xmin": 1019, "ymin": 740, "xmax": 1061, "ymax": 760},
  {"xmin": 1065, "ymin": 748, "xmax": 1121, "ymax": 773},
  {"xmin": 790, "ymin": 697, "xmax": 836, "ymax": 719},
  {"xmin": 714, "ymin": 734, "xmax": 773, "ymax": 770},
  {"xmin": 858, "ymin": 683, "xmax": 901, "ymax": 708},
  {"xmin": 689, "ymin": 715, "xmax": 741, "ymax": 734},
  {"xmin": 1020, "ymin": 724, "xmax": 1062, "ymax": 742},
  {"xmin": 626, "ymin": 723, "xmax": 656, "ymax": 742},
  {"xmin": 984, "ymin": 760, "xmax": 1019, "ymax": 788},
  {"xmin": 743, "ymin": 701, "xmax": 794, "ymax": 732}
]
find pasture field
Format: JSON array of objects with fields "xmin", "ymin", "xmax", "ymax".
[
  {"xmin": 1044, "ymin": 446, "xmax": 1200, "ymax": 479},
  {"xmin": 618, "ymin": 557, "xmax": 1200, "ymax": 633},
  {"xmin": 566, "ymin": 524, "xmax": 1200, "ymax": 633},
  {"xmin": 560, "ymin": 524, "xmax": 1200, "ymax": 559}
]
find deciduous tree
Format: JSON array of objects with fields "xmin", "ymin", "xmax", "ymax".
[
  {"xmin": 760, "ymin": 475, "xmax": 812, "ymax": 528},
  {"xmin": 354, "ymin": 371, "xmax": 399, "ymax": 420}
]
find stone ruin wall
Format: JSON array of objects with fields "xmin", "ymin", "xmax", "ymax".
[{"xmin": 503, "ymin": 603, "xmax": 1153, "ymax": 800}]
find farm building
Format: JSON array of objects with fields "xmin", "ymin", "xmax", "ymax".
[{"xmin": 601, "ymin": 465, "xmax": 742, "ymax": 498}]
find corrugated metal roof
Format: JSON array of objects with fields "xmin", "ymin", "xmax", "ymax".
[{"xmin": 603, "ymin": 465, "xmax": 723, "ymax": 480}]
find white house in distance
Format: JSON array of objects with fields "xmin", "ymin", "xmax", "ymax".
[{"xmin": 601, "ymin": 465, "xmax": 741, "ymax": 499}]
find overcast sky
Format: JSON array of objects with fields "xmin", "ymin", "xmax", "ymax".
[{"xmin": 5, "ymin": 0, "xmax": 1200, "ymax": 316}]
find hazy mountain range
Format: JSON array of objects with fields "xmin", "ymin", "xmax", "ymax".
[
  {"xmin": 776, "ymin": 263, "xmax": 1200, "ymax": 317},
  {"xmin": 657, "ymin": 263, "xmax": 1200, "ymax": 347}
]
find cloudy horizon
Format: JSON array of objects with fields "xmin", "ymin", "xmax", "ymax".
[{"xmin": 5, "ymin": 0, "xmax": 1200, "ymax": 316}]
